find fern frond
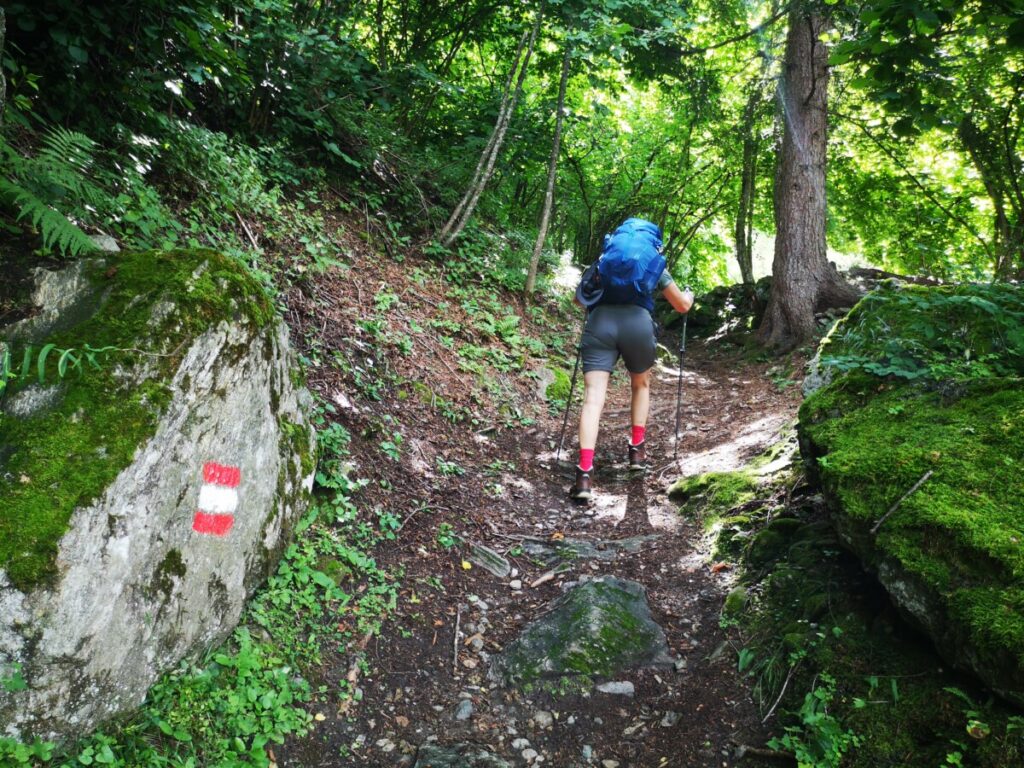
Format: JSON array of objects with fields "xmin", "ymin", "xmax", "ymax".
[
  {"xmin": 37, "ymin": 126, "xmax": 98, "ymax": 176},
  {"xmin": 0, "ymin": 178, "xmax": 97, "ymax": 257}
]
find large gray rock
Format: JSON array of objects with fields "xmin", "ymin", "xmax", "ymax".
[
  {"xmin": 0, "ymin": 250, "xmax": 315, "ymax": 742},
  {"xmin": 489, "ymin": 576, "xmax": 672, "ymax": 687}
]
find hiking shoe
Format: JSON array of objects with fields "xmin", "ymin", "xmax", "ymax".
[
  {"xmin": 570, "ymin": 467, "xmax": 593, "ymax": 500},
  {"xmin": 628, "ymin": 441, "xmax": 648, "ymax": 471}
]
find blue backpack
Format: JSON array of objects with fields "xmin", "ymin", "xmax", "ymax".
[{"xmin": 597, "ymin": 218, "xmax": 666, "ymax": 307}]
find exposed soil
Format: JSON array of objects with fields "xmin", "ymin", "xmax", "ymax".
[{"xmin": 274, "ymin": 241, "xmax": 805, "ymax": 768}]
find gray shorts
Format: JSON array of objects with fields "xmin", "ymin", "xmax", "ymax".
[{"xmin": 581, "ymin": 304, "xmax": 657, "ymax": 374}]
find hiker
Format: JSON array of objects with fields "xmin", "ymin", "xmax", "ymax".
[{"xmin": 571, "ymin": 218, "xmax": 693, "ymax": 500}]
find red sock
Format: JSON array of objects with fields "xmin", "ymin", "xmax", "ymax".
[
  {"xmin": 578, "ymin": 448, "xmax": 594, "ymax": 472},
  {"xmin": 631, "ymin": 425, "xmax": 646, "ymax": 446}
]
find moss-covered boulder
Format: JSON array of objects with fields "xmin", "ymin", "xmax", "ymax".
[
  {"xmin": 798, "ymin": 283, "xmax": 1024, "ymax": 706},
  {"xmin": 488, "ymin": 576, "xmax": 672, "ymax": 687},
  {"xmin": 0, "ymin": 250, "xmax": 315, "ymax": 742}
]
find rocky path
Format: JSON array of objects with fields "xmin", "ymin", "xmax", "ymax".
[{"xmin": 278, "ymin": 327, "xmax": 803, "ymax": 768}]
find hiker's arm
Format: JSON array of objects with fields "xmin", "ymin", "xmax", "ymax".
[{"xmin": 663, "ymin": 282, "xmax": 694, "ymax": 313}]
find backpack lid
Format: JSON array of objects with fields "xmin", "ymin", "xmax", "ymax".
[{"xmin": 575, "ymin": 261, "xmax": 604, "ymax": 308}]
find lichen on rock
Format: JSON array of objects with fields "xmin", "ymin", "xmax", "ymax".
[{"xmin": 0, "ymin": 249, "xmax": 315, "ymax": 742}]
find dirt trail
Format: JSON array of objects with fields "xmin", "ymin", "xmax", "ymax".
[{"xmin": 279, "ymin": 280, "xmax": 804, "ymax": 767}]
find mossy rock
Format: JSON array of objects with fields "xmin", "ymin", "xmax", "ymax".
[
  {"xmin": 669, "ymin": 470, "xmax": 760, "ymax": 519},
  {"xmin": 799, "ymin": 283, "xmax": 1024, "ymax": 706},
  {"xmin": 544, "ymin": 367, "xmax": 571, "ymax": 404},
  {"xmin": 723, "ymin": 586, "xmax": 748, "ymax": 617},
  {"xmin": 488, "ymin": 576, "xmax": 672, "ymax": 687},
  {"xmin": 0, "ymin": 250, "xmax": 315, "ymax": 742}
]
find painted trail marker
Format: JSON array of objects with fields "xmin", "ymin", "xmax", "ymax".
[{"xmin": 192, "ymin": 462, "xmax": 240, "ymax": 536}]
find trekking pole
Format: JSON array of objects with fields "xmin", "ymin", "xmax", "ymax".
[
  {"xmin": 674, "ymin": 312, "xmax": 688, "ymax": 464},
  {"xmin": 556, "ymin": 317, "xmax": 586, "ymax": 464}
]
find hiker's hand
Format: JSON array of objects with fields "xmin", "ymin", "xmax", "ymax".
[
  {"xmin": 663, "ymin": 283, "xmax": 693, "ymax": 313},
  {"xmin": 681, "ymin": 289, "xmax": 694, "ymax": 312}
]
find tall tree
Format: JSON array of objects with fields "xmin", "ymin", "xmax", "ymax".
[
  {"xmin": 758, "ymin": 2, "xmax": 859, "ymax": 351},
  {"xmin": 525, "ymin": 41, "xmax": 572, "ymax": 296}
]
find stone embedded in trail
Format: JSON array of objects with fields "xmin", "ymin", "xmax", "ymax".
[
  {"xmin": 596, "ymin": 680, "xmax": 635, "ymax": 696},
  {"xmin": 0, "ymin": 250, "xmax": 315, "ymax": 743},
  {"xmin": 413, "ymin": 744, "xmax": 513, "ymax": 768},
  {"xmin": 489, "ymin": 576, "xmax": 672, "ymax": 686},
  {"xmin": 521, "ymin": 535, "xmax": 660, "ymax": 564},
  {"xmin": 468, "ymin": 543, "xmax": 512, "ymax": 578}
]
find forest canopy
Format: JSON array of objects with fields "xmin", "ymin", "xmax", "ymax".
[{"xmin": 1, "ymin": 0, "xmax": 1022, "ymax": 338}]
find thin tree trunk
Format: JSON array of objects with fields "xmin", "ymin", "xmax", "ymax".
[
  {"xmin": 440, "ymin": 6, "xmax": 543, "ymax": 246},
  {"xmin": 525, "ymin": 42, "xmax": 572, "ymax": 296},
  {"xmin": 437, "ymin": 25, "xmax": 530, "ymax": 243},
  {"xmin": 959, "ymin": 114, "xmax": 1021, "ymax": 279},
  {"xmin": 735, "ymin": 90, "xmax": 760, "ymax": 285},
  {"xmin": 376, "ymin": 0, "xmax": 388, "ymax": 71},
  {"xmin": 757, "ymin": 4, "xmax": 859, "ymax": 352},
  {"xmin": 0, "ymin": 8, "xmax": 6, "ymax": 125}
]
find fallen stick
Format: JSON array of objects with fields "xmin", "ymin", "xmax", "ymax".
[
  {"xmin": 870, "ymin": 469, "xmax": 934, "ymax": 535},
  {"xmin": 234, "ymin": 211, "xmax": 260, "ymax": 251},
  {"xmin": 452, "ymin": 606, "xmax": 462, "ymax": 675},
  {"xmin": 762, "ymin": 660, "xmax": 799, "ymax": 724},
  {"xmin": 729, "ymin": 741, "xmax": 796, "ymax": 761},
  {"xmin": 529, "ymin": 563, "xmax": 571, "ymax": 589}
]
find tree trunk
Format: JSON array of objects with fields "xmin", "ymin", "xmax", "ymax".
[
  {"xmin": 524, "ymin": 42, "xmax": 571, "ymax": 296},
  {"xmin": 0, "ymin": 8, "xmax": 6, "ymax": 125},
  {"xmin": 376, "ymin": 0, "xmax": 388, "ymax": 71},
  {"xmin": 439, "ymin": 7, "xmax": 542, "ymax": 247},
  {"xmin": 757, "ymin": 4, "xmax": 859, "ymax": 351}
]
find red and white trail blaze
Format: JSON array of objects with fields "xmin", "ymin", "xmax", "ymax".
[{"xmin": 192, "ymin": 462, "xmax": 241, "ymax": 536}]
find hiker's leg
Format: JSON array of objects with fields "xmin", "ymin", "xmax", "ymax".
[
  {"xmin": 579, "ymin": 370, "xmax": 611, "ymax": 452},
  {"xmin": 629, "ymin": 368, "xmax": 651, "ymax": 434}
]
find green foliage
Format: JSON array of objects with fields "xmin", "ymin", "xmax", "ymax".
[
  {"xmin": 768, "ymin": 674, "xmax": 861, "ymax": 768},
  {"xmin": 820, "ymin": 284, "xmax": 1024, "ymax": 382},
  {"xmin": 435, "ymin": 523, "xmax": 458, "ymax": 550},
  {"xmin": 0, "ymin": 128, "xmax": 102, "ymax": 257}
]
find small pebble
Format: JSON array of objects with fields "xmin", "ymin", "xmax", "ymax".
[
  {"xmin": 661, "ymin": 711, "xmax": 681, "ymax": 727},
  {"xmin": 510, "ymin": 579, "xmax": 523, "ymax": 590},
  {"xmin": 602, "ymin": 761, "xmax": 620, "ymax": 768},
  {"xmin": 522, "ymin": 748, "xmax": 539, "ymax": 762},
  {"xmin": 533, "ymin": 711, "xmax": 554, "ymax": 729},
  {"xmin": 582, "ymin": 745, "xmax": 593, "ymax": 759},
  {"xmin": 512, "ymin": 738, "xmax": 531, "ymax": 750},
  {"xmin": 454, "ymin": 700, "xmax": 474, "ymax": 721}
]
